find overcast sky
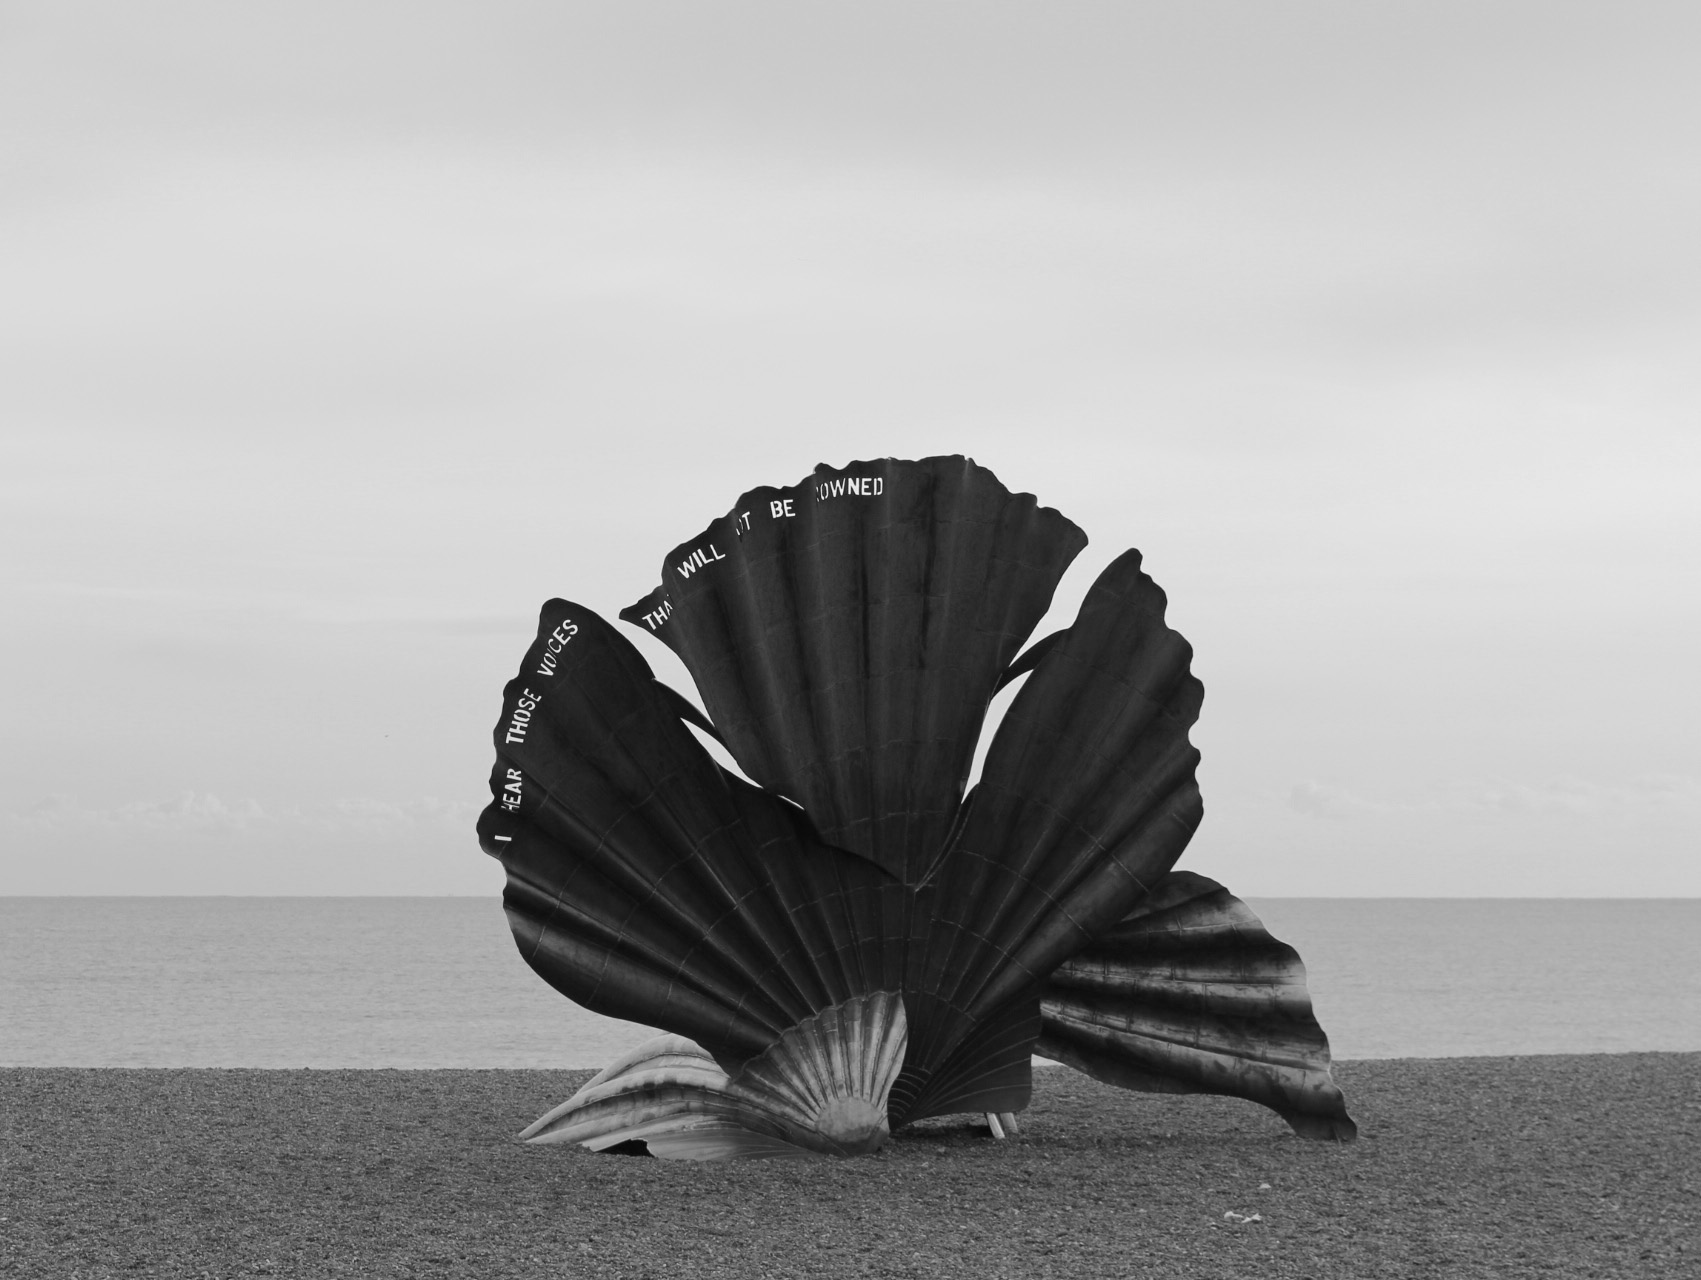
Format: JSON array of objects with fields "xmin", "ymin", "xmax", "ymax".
[{"xmin": 3, "ymin": 2, "xmax": 1697, "ymax": 896}]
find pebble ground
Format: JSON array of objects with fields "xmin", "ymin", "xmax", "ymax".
[{"xmin": 3, "ymin": 1054, "xmax": 1695, "ymax": 1279}]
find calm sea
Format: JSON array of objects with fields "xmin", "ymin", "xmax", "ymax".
[{"xmin": 2, "ymin": 897, "xmax": 1696, "ymax": 1068}]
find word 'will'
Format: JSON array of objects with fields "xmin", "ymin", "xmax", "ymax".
[{"xmin": 676, "ymin": 543, "xmax": 726, "ymax": 580}]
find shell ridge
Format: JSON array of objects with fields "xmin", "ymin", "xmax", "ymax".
[
  {"xmin": 1040, "ymin": 998, "xmax": 1331, "ymax": 1075},
  {"xmin": 800, "ymin": 486, "xmax": 860, "ymax": 860},
  {"xmin": 762, "ymin": 798, "xmax": 893, "ymax": 1007},
  {"xmin": 893, "ymin": 995, "xmax": 1038, "ymax": 1122},
  {"xmin": 722, "ymin": 508, "xmax": 813, "ymax": 819},
  {"xmin": 520, "ymin": 799, "xmax": 805, "ymax": 1041},
  {"xmin": 676, "ymin": 900, "xmax": 816, "ymax": 1034},
  {"xmin": 554, "ymin": 1036, "xmax": 717, "ymax": 1107},
  {"xmin": 724, "ymin": 991, "xmax": 908, "ymax": 1152},
  {"xmin": 805, "ymin": 1012, "xmax": 840, "ymax": 1116},
  {"xmin": 988, "ymin": 659, "xmax": 1195, "ymax": 830},
  {"xmin": 1044, "ymin": 695, "xmax": 1204, "ymax": 843},
  {"xmin": 914, "ymin": 868, "xmax": 1032, "ymax": 1033},
  {"xmin": 778, "ymin": 860, "xmax": 861, "ymax": 1010},
  {"xmin": 997, "ymin": 788, "xmax": 1199, "ymax": 980},
  {"xmin": 755, "ymin": 859, "xmax": 849, "ymax": 1014},
  {"xmin": 909, "ymin": 466, "xmax": 964, "ymax": 882},
  {"xmin": 1102, "ymin": 897, "xmax": 1276, "ymax": 951},
  {"xmin": 1116, "ymin": 868, "xmax": 1221, "ymax": 918},
  {"xmin": 1048, "ymin": 969, "xmax": 1316, "ymax": 1019},
  {"xmin": 916, "ymin": 779, "xmax": 1195, "ymax": 1043},
  {"xmin": 824, "ymin": 1004, "xmax": 852, "ymax": 1112},
  {"xmin": 1006, "ymin": 774, "xmax": 1198, "ymax": 951},
  {"xmin": 970, "ymin": 669, "xmax": 1199, "ymax": 871},
  {"xmin": 913, "ymin": 812, "xmax": 1071, "ymax": 1030},
  {"xmin": 666, "ymin": 834, "xmax": 847, "ymax": 1014}
]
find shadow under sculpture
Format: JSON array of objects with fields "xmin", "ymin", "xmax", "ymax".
[{"xmin": 477, "ymin": 456, "xmax": 1357, "ymax": 1160}]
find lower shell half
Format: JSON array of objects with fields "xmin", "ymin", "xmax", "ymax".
[{"xmin": 521, "ymin": 993, "xmax": 908, "ymax": 1159}]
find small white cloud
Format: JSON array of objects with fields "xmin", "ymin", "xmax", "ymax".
[
  {"xmin": 1465, "ymin": 774, "xmax": 1699, "ymax": 817},
  {"xmin": 1287, "ymin": 780, "xmax": 1381, "ymax": 819}
]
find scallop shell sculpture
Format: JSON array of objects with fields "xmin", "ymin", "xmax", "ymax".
[{"xmin": 478, "ymin": 455, "xmax": 1355, "ymax": 1158}]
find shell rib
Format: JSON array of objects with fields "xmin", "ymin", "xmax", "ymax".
[
  {"xmin": 522, "ymin": 993, "xmax": 907, "ymax": 1158},
  {"xmin": 1036, "ymin": 871, "xmax": 1357, "ymax": 1140}
]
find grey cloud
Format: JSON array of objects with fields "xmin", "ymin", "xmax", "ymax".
[
  {"xmin": 1284, "ymin": 775, "xmax": 1700, "ymax": 822},
  {"xmin": 1287, "ymin": 780, "xmax": 1384, "ymax": 819}
]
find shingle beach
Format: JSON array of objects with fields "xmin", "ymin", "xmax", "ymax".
[{"xmin": 4, "ymin": 1054, "xmax": 1694, "ymax": 1279}]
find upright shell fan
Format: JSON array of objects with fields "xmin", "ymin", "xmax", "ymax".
[{"xmin": 478, "ymin": 456, "xmax": 1355, "ymax": 1158}]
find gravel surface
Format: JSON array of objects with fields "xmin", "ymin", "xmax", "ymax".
[{"xmin": 3, "ymin": 1055, "xmax": 1695, "ymax": 1279}]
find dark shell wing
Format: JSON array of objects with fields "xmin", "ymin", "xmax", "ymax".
[
  {"xmin": 1036, "ymin": 870, "xmax": 1358, "ymax": 1140},
  {"xmin": 893, "ymin": 550, "xmax": 1205, "ymax": 1123},
  {"xmin": 619, "ymin": 455, "xmax": 1086, "ymax": 884},
  {"xmin": 477, "ymin": 599, "xmax": 906, "ymax": 1070}
]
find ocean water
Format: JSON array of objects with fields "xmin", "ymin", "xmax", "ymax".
[{"xmin": 2, "ymin": 897, "xmax": 1697, "ymax": 1068}]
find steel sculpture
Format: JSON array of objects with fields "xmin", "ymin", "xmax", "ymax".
[{"xmin": 478, "ymin": 456, "xmax": 1356, "ymax": 1158}]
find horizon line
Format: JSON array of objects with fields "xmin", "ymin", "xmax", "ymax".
[{"xmin": 4, "ymin": 893, "xmax": 1697, "ymax": 902}]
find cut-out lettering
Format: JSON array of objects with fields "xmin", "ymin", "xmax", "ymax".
[
  {"xmin": 815, "ymin": 476, "xmax": 884, "ymax": 501},
  {"xmin": 640, "ymin": 598, "xmax": 674, "ymax": 631},
  {"xmin": 675, "ymin": 543, "xmax": 727, "ymax": 580},
  {"xmin": 535, "ymin": 619, "xmax": 579, "ymax": 676},
  {"xmin": 501, "ymin": 767, "xmax": 525, "ymax": 812},
  {"xmin": 504, "ymin": 688, "xmax": 543, "ymax": 744}
]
